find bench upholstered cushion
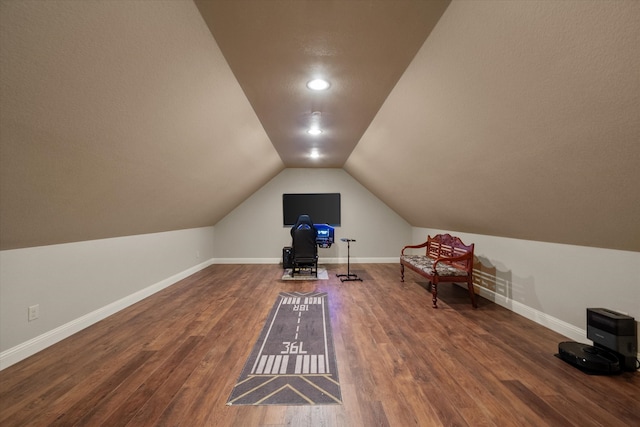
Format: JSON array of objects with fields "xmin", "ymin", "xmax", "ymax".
[{"xmin": 400, "ymin": 255, "xmax": 468, "ymax": 277}]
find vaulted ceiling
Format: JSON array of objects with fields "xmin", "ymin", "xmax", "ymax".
[
  {"xmin": 194, "ymin": 0, "xmax": 450, "ymax": 167},
  {"xmin": 1, "ymin": 0, "xmax": 639, "ymax": 252}
]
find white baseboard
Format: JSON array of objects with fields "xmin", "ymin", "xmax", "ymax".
[
  {"xmin": 475, "ymin": 286, "xmax": 639, "ymax": 360},
  {"xmin": 5, "ymin": 260, "xmax": 632, "ymax": 370},
  {"xmin": 470, "ymin": 284, "xmax": 588, "ymax": 343},
  {"xmin": 211, "ymin": 257, "xmax": 398, "ymax": 264},
  {"xmin": 0, "ymin": 258, "xmax": 215, "ymax": 370},
  {"xmin": 213, "ymin": 259, "xmax": 592, "ymax": 344},
  {"xmin": 211, "ymin": 258, "xmax": 279, "ymax": 264},
  {"xmin": 335, "ymin": 257, "xmax": 399, "ymax": 264}
]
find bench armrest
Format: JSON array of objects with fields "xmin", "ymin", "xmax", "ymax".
[{"xmin": 401, "ymin": 241, "xmax": 428, "ymax": 255}]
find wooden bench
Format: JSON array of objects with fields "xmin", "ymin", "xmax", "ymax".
[{"xmin": 400, "ymin": 233, "xmax": 477, "ymax": 308}]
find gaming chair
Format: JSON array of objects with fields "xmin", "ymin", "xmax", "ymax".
[{"xmin": 290, "ymin": 215, "xmax": 318, "ymax": 277}]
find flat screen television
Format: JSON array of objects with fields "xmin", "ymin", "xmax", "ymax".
[{"xmin": 283, "ymin": 193, "xmax": 341, "ymax": 226}]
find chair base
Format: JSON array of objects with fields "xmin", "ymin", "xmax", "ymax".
[{"xmin": 291, "ymin": 261, "xmax": 318, "ymax": 277}]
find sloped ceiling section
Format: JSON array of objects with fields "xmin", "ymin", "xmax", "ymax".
[
  {"xmin": 195, "ymin": 0, "xmax": 450, "ymax": 167},
  {"xmin": 0, "ymin": 0, "xmax": 283, "ymax": 250},
  {"xmin": 2, "ymin": 0, "xmax": 638, "ymax": 253},
  {"xmin": 345, "ymin": 0, "xmax": 640, "ymax": 252}
]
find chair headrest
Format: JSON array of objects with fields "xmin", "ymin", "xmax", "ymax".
[
  {"xmin": 294, "ymin": 214, "xmax": 313, "ymax": 226},
  {"xmin": 291, "ymin": 214, "xmax": 315, "ymax": 236}
]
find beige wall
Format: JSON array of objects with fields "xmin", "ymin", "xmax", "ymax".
[
  {"xmin": 0, "ymin": 227, "xmax": 215, "ymax": 367},
  {"xmin": 1, "ymin": 168, "xmax": 412, "ymax": 367},
  {"xmin": 2, "ymin": 1, "xmax": 638, "ymax": 370},
  {"xmin": 410, "ymin": 227, "xmax": 640, "ymax": 344},
  {"xmin": 212, "ymin": 168, "xmax": 412, "ymax": 262},
  {"xmin": 3, "ymin": 193, "xmax": 638, "ymax": 367}
]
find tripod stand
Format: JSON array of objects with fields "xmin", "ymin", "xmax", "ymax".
[{"xmin": 336, "ymin": 238, "xmax": 362, "ymax": 282}]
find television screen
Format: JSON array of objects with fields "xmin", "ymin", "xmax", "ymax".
[{"xmin": 283, "ymin": 193, "xmax": 341, "ymax": 226}]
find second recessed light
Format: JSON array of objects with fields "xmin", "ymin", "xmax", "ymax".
[{"xmin": 307, "ymin": 78, "xmax": 330, "ymax": 91}]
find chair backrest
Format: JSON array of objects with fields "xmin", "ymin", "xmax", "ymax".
[
  {"xmin": 290, "ymin": 214, "xmax": 314, "ymax": 237},
  {"xmin": 292, "ymin": 223, "xmax": 318, "ymax": 260}
]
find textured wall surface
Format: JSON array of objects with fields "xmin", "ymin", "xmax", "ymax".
[
  {"xmin": 347, "ymin": 0, "xmax": 640, "ymax": 251},
  {"xmin": 0, "ymin": 0, "xmax": 283, "ymax": 250}
]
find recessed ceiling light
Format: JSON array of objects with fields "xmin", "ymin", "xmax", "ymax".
[
  {"xmin": 310, "ymin": 149, "xmax": 320, "ymax": 159},
  {"xmin": 306, "ymin": 79, "xmax": 330, "ymax": 91},
  {"xmin": 307, "ymin": 128, "xmax": 322, "ymax": 135}
]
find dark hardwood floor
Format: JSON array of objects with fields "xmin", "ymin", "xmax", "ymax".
[{"xmin": 1, "ymin": 263, "xmax": 638, "ymax": 426}]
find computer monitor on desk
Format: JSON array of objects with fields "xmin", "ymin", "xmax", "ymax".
[{"xmin": 314, "ymin": 224, "xmax": 334, "ymax": 248}]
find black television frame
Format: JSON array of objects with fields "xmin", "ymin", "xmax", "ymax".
[{"xmin": 282, "ymin": 193, "xmax": 341, "ymax": 226}]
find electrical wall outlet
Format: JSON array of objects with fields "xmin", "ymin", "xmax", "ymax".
[{"xmin": 28, "ymin": 304, "xmax": 39, "ymax": 322}]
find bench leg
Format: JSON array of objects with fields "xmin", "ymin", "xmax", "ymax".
[
  {"xmin": 431, "ymin": 281, "xmax": 438, "ymax": 308},
  {"xmin": 467, "ymin": 280, "xmax": 477, "ymax": 308}
]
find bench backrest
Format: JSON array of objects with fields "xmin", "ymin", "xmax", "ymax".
[{"xmin": 426, "ymin": 234, "xmax": 474, "ymax": 272}]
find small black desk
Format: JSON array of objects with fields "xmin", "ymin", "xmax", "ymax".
[{"xmin": 336, "ymin": 238, "xmax": 362, "ymax": 282}]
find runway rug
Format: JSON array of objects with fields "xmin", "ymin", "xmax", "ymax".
[
  {"xmin": 227, "ymin": 291, "xmax": 342, "ymax": 406},
  {"xmin": 281, "ymin": 267, "xmax": 329, "ymax": 281}
]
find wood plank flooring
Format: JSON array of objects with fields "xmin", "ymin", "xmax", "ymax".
[{"xmin": 1, "ymin": 263, "xmax": 638, "ymax": 426}]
